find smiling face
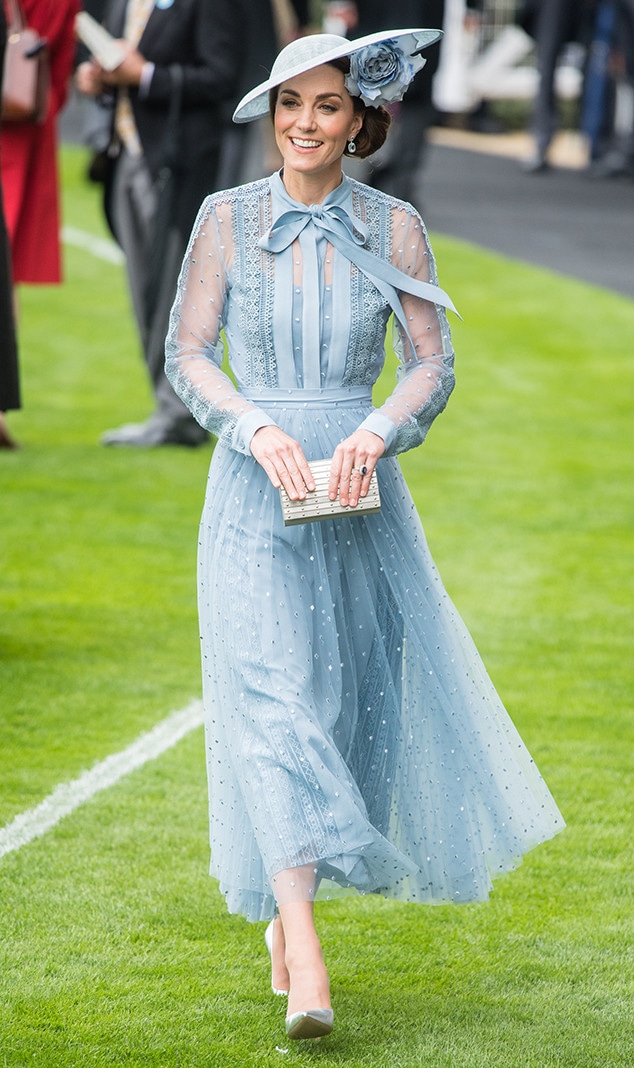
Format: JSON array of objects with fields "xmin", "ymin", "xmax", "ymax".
[{"xmin": 273, "ymin": 64, "xmax": 363, "ymax": 194}]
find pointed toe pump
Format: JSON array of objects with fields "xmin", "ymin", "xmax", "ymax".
[
  {"xmin": 285, "ymin": 1008, "xmax": 334, "ymax": 1040},
  {"xmin": 264, "ymin": 919, "xmax": 289, "ymax": 997}
]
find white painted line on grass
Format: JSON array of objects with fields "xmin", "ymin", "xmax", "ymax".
[
  {"xmin": 0, "ymin": 699, "xmax": 203, "ymax": 860},
  {"xmin": 62, "ymin": 225, "xmax": 125, "ymax": 266}
]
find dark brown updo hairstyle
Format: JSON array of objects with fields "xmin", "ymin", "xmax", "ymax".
[
  {"xmin": 268, "ymin": 55, "xmax": 391, "ymax": 160},
  {"xmin": 328, "ymin": 56, "xmax": 391, "ymax": 158}
]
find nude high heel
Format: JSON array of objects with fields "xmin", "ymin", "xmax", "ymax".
[{"xmin": 264, "ymin": 919, "xmax": 289, "ymax": 996}]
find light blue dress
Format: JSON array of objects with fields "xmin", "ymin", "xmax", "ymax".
[{"xmin": 166, "ymin": 171, "xmax": 564, "ymax": 923}]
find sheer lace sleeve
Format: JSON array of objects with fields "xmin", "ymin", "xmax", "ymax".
[
  {"xmin": 358, "ymin": 205, "xmax": 455, "ymax": 456},
  {"xmin": 165, "ymin": 197, "xmax": 276, "ymax": 454}
]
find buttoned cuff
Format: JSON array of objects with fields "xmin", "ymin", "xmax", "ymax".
[
  {"xmin": 357, "ymin": 411, "xmax": 397, "ymax": 452},
  {"xmin": 231, "ymin": 410, "xmax": 278, "ymax": 455}
]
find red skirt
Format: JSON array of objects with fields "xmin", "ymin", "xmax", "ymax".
[{"xmin": 0, "ymin": 115, "xmax": 62, "ymax": 284}]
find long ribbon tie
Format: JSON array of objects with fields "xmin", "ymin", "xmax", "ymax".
[{"xmin": 258, "ymin": 203, "xmax": 460, "ymax": 353}]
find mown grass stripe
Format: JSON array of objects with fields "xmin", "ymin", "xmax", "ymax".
[
  {"xmin": 0, "ymin": 700, "xmax": 203, "ymax": 859},
  {"xmin": 61, "ymin": 225, "xmax": 125, "ymax": 265}
]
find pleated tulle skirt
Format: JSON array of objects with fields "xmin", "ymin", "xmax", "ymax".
[{"xmin": 197, "ymin": 393, "xmax": 564, "ymax": 922}]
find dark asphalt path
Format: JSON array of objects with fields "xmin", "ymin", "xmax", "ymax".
[{"xmin": 422, "ymin": 144, "xmax": 634, "ymax": 299}]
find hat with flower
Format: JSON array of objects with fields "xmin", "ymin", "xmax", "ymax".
[{"xmin": 232, "ymin": 28, "xmax": 443, "ymax": 124}]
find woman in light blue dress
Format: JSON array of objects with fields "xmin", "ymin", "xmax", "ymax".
[{"xmin": 165, "ymin": 29, "xmax": 564, "ymax": 1041}]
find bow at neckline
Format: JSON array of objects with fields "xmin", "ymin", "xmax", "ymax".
[
  {"xmin": 259, "ymin": 200, "xmax": 369, "ymax": 254},
  {"xmin": 258, "ymin": 177, "xmax": 459, "ymax": 339}
]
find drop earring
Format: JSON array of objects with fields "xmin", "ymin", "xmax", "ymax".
[{"xmin": 347, "ymin": 138, "xmax": 357, "ymax": 154}]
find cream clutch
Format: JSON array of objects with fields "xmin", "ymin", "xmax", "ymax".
[{"xmin": 279, "ymin": 458, "xmax": 381, "ymax": 526}]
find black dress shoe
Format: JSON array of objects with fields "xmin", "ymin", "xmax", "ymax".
[{"xmin": 0, "ymin": 415, "xmax": 18, "ymax": 449}]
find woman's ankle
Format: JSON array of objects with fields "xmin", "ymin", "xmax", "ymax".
[
  {"xmin": 276, "ymin": 898, "xmax": 331, "ymax": 1013},
  {"xmin": 286, "ymin": 952, "xmax": 331, "ymax": 1015}
]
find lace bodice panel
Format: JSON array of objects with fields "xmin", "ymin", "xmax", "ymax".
[{"xmin": 165, "ymin": 174, "xmax": 455, "ymax": 455}]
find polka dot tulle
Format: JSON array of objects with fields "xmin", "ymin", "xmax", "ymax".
[{"xmin": 167, "ymin": 173, "xmax": 564, "ymax": 923}]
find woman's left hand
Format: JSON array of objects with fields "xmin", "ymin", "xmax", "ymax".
[{"xmin": 329, "ymin": 430, "xmax": 385, "ymax": 508}]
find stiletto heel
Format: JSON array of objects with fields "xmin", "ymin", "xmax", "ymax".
[
  {"xmin": 264, "ymin": 919, "xmax": 289, "ymax": 996},
  {"xmin": 285, "ymin": 1008, "xmax": 334, "ymax": 1040}
]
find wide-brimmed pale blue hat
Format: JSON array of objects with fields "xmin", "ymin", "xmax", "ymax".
[{"xmin": 232, "ymin": 28, "xmax": 443, "ymax": 124}]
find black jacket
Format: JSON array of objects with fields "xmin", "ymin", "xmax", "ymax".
[{"xmin": 103, "ymin": 0, "xmax": 246, "ymax": 235}]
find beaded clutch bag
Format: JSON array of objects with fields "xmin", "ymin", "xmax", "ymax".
[{"xmin": 279, "ymin": 458, "xmax": 381, "ymax": 526}]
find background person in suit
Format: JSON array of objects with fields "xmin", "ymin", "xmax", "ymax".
[
  {"xmin": 323, "ymin": 1, "xmax": 482, "ymax": 210},
  {"xmin": 519, "ymin": 0, "xmax": 594, "ymax": 171},
  {"xmin": 76, "ymin": 0, "xmax": 246, "ymax": 446},
  {"xmin": 584, "ymin": 0, "xmax": 634, "ymax": 176},
  {"xmin": 75, "ymin": 0, "xmax": 112, "ymax": 180},
  {"xmin": 351, "ymin": 0, "xmax": 446, "ymax": 209},
  {"xmin": 216, "ymin": 0, "xmax": 312, "ymax": 190}
]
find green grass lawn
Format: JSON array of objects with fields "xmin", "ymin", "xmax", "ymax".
[{"xmin": 0, "ymin": 146, "xmax": 632, "ymax": 1066}]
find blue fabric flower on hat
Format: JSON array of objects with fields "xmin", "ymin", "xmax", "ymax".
[{"xmin": 345, "ymin": 38, "xmax": 427, "ymax": 107}]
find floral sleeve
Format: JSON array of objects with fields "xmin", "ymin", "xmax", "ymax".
[{"xmin": 164, "ymin": 197, "xmax": 276, "ymax": 454}]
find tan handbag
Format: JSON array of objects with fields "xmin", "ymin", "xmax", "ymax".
[{"xmin": 1, "ymin": 0, "xmax": 50, "ymax": 123}]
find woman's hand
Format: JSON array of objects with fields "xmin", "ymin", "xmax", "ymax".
[
  {"xmin": 329, "ymin": 430, "xmax": 385, "ymax": 508},
  {"xmin": 250, "ymin": 426, "xmax": 316, "ymax": 500}
]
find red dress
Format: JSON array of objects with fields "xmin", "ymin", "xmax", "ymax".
[{"xmin": 0, "ymin": 0, "xmax": 80, "ymax": 283}]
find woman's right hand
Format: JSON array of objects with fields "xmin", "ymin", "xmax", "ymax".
[{"xmin": 250, "ymin": 426, "xmax": 316, "ymax": 500}]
